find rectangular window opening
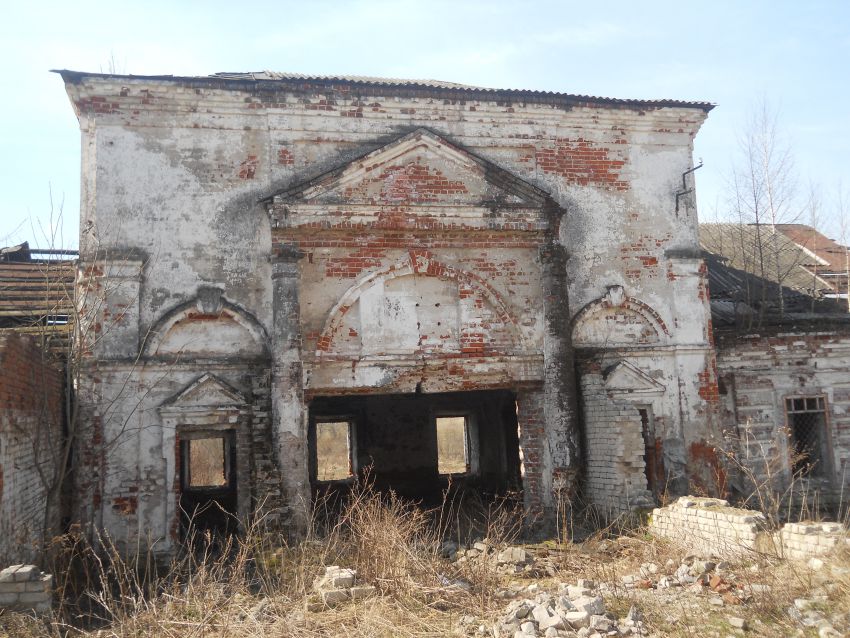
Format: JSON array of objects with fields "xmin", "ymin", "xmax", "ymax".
[
  {"xmin": 785, "ymin": 397, "xmax": 829, "ymax": 478},
  {"xmin": 436, "ymin": 415, "xmax": 469, "ymax": 475},
  {"xmin": 316, "ymin": 420, "xmax": 353, "ymax": 481},
  {"xmin": 186, "ymin": 436, "xmax": 228, "ymax": 488}
]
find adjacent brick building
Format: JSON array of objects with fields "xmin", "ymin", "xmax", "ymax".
[
  {"xmin": 702, "ymin": 222, "xmax": 850, "ymax": 510},
  {"xmin": 0, "ymin": 334, "xmax": 63, "ymax": 563},
  {"xmin": 57, "ymin": 69, "xmax": 722, "ymax": 553}
]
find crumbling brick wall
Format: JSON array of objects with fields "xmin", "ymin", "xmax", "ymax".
[
  {"xmin": 0, "ymin": 564, "xmax": 53, "ymax": 614},
  {"xmin": 578, "ymin": 363, "xmax": 654, "ymax": 515},
  {"xmin": 715, "ymin": 329, "xmax": 850, "ymax": 508},
  {"xmin": 57, "ymin": 71, "xmax": 717, "ymax": 545},
  {"xmin": 0, "ymin": 334, "xmax": 63, "ymax": 563},
  {"xmin": 650, "ymin": 497, "xmax": 850, "ymax": 560},
  {"xmin": 649, "ymin": 497, "xmax": 768, "ymax": 556}
]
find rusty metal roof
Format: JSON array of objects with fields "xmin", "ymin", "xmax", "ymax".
[
  {"xmin": 773, "ymin": 224, "xmax": 849, "ymax": 275},
  {"xmin": 55, "ymin": 70, "xmax": 715, "ymax": 111}
]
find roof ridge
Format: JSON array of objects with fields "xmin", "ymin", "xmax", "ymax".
[{"xmin": 54, "ymin": 69, "xmax": 715, "ymax": 111}]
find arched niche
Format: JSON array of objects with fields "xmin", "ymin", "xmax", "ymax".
[
  {"xmin": 143, "ymin": 287, "xmax": 269, "ymax": 359},
  {"xmin": 572, "ymin": 285, "xmax": 669, "ymax": 348},
  {"xmin": 316, "ymin": 251, "xmax": 526, "ymax": 358}
]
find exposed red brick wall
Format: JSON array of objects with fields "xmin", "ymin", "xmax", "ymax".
[
  {"xmin": 277, "ymin": 146, "xmax": 295, "ymax": 165},
  {"xmin": 0, "ymin": 334, "xmax": 63, "ymax": 561},
  {"xmin": 237, "ymin": 155, "xmax": 259, "ymax": 179},
  {"xmin": 287, "ymin": 231, "xmax": 541, "ymax": 249},
  {"xmin": 697, "ymin": 367, "xmax": 720, "ymax": 402},
  {"xmin": 516, "ymin": 390, "xmax": 545, "ymax": 519},
  {"xmin": 344, "ymin": 162, "xmax": 468, "ymax": 204},
  {"xmin": 0, "ymin": 334, "xmax": 62, "ymax": 422},
  {"xmin": 537, "ymin": 138, "xmax": 627, "ymax": 190},
  {"xmin": 325, "ymin": 248, "xmax": 387, "ymax": 278}
]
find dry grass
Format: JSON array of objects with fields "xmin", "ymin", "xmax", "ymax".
[
  {"xmin": 1, "ymin": 486, "xmax": 849, "ymax": 638},
  {"xmin": 0, "ymin": 484, "xmax": 510, "ymax": 637}
]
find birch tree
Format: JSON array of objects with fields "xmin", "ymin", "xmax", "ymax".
[
  {"xmin": 729, "ymin": 99, "xmax": 806, "ymax": 321},
  {"xmin": 836, "ymin": 182, "xmax": 850, "ymax": 313}
]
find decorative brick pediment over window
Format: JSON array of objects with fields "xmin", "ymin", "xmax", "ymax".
[
  {"xmin": 603, "ymin": 360, "xmax": 666, "ymax": 397},
  {"xmin": 160, "ymin": 373, "xmax": 246, "ymax": 411},
  {"xmin": 264, "ymin": 128, "xmax": 551, "ymax": 231}
]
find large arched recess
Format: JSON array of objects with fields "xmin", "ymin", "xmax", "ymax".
[
  {"xmin": 143, "ymin": 287, "xmax": 269, "ymax": 360},
  {"xmin": 571, "ymin": 286, "xmax": 670, "ymax": 348},
  {"xmin": 316, "ymin": 249, "xmax": 528, "ymax": 358}
]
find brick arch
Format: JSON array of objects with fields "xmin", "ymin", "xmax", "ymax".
[
  {"xmin": 316, "ymin": 249, "xmax": 526, "ymax": 355},
  {"xmin": 571, "ymin": 287, "xmax": 669, "ymax": 348},
  {"xmin": 143, "ymin": 288, "xmax": 269, "ymax": 358}
]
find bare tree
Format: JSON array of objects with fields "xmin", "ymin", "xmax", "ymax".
[
  {"xmin": 808, "ymin": 182, "xmax": 821, "ymax": 313},
  {"xmin": 836, "ymin": 182, "xmax": 850, "ymax": 313},
  {"xmin": 1, "ymin": 196, "xmax": 157, "ymax": 559},
  {"xmin": 727, "ymin": 98, "xmax": 808, "ymax": 322},
  {"xmin": 99, "ymin": 51, "xmax": 127, "ymax": 75}
]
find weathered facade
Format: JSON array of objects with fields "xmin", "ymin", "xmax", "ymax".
[
  {"xmin": 702, "ymin": 222, "xmax": 850, "ymax": 510},
  {"xmin": 58, "ymin": 70, "xmax": 720, "ymax": 552},
  {"xmin": 715, "ymin": 327, "xmax": 850, "ymax": 509}
]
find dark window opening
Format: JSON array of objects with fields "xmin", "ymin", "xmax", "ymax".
[
  {"xmin": 436, "ymin": 415, "xmax": 469, "ymax": 475},
  {"xmin": 785, "ymin": 396, "xmax": 830, "ymax": 478}
]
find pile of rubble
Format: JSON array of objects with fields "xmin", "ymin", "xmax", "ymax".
[
  {"xmin": 620, "ymin": 556, "xmax": 747, "ymax": 604},
  {"xmin": 0, "ymin": 564, "xmax": 52, "ymax": 615},
  {"xmin": 492, "ymin": 579, "xmax": 642, "ymax": 637},
  {"xmin": 617, "ymin": 553, "xmax": 845, "ymax": 633},
  {"xmin": 450, "ymin": 542, "xmax": 848, "ymax": 637},
  {"xmin": 298, "ymin": 517, "xmax": 848, "ymax": 636},
  {"xmin": 451, "ymin": 541, "xmax": 537, "ymax": 574},
  {"xmin": 307, "ymin": 565, "xmax": 376, "ymax": 611}
]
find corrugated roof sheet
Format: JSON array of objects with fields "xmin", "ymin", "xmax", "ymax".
[
  {"xmin": 700, "ymin": 223, "xmax": 821, "ymax": 294},
  {"xmin": 211, "ymin": 71, "xmax": 484, "ymax": 89},
  {"xmin": 699, "ymin": 223, "xmax": 848, "ymax": 325},
  {"xmin": 774, "ymin": 224, "xmax": 849, "ymax": 275},
  {"xmin": 55, "ymin": 70, "xmax": 715, "ymax": 111}
]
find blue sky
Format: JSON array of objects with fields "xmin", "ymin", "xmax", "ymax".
[{"xmin": 1, "ymin": 0, "xmax": 847, "ymax": 248}]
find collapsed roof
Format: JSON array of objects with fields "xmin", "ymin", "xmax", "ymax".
[{"xmin": 700, "ymin": 223, "xmax": 849, "ymax": 327}]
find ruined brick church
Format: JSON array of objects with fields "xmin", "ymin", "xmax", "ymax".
[{"xmin": 57, "ymin": 70, "xmax": 722, "ymax": 553}]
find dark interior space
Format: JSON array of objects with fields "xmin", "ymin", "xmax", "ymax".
[{"xmin": 308, "ymin": 389, "xmax": 522, "ymax": 506}]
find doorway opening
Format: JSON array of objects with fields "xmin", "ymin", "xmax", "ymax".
[
  {"xmin": 308, "ymin": 389, "xmax": 522, "ymax": 506},
  {"xmin": 638, "ymin": 407, "xmax": 661, "ymax": 500},
  {"xmin": 179, "ymin": 430, "xmax": 238, "ymax": 537}
]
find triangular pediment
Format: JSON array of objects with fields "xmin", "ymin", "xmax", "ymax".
[
  {"xmin": 603, "ymin": 361, "xmax": 665, "ymax": 395},
  {"xmin": 265, "ymin": 129, "xmax": 549, "ymax": 214},
  {"xmin": 161, "ymin": 374, "xmax": 245, "ymax": 408}
]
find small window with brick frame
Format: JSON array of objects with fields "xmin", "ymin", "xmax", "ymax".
[{"xmin": 785, "ymin": 396, "xmax": 830, "ymax": 478}]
